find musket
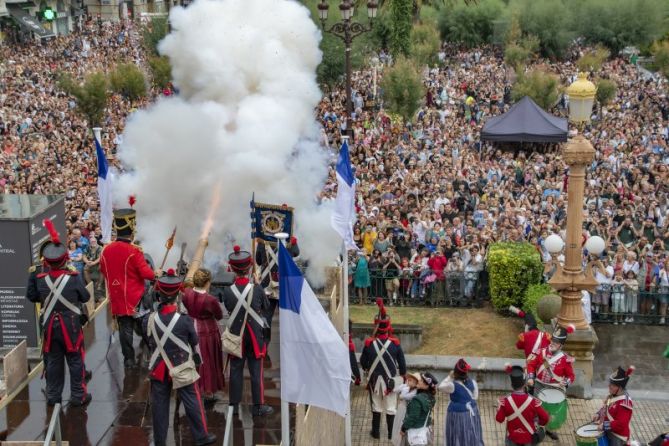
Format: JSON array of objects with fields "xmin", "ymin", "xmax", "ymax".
[
  {"xmin": 159, "ymin": 226, "xmax": 177, "ymax": 270},
  {"xmin": 176, "ymin": 242, "xmax": 188, "ymax": 277}
]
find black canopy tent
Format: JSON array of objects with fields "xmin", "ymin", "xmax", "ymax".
[{"xmin": 481, "ymin": 96, "xmax": 568, "ymax": 143}]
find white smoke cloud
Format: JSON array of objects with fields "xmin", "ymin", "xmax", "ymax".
[{"xmin": 115, "ymin": 0, "xmax": 340, "ymax": 286}]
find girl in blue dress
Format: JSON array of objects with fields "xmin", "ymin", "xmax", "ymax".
[{"xmin": 438, "ymin": 358, "xmax": 484, "ymax": 446}]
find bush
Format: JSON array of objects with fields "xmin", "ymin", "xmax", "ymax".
[
  {"xmin": 380, "ymin": 56, "xmax": 425, "ymax": 122},
  {"xmin": 487, "ymin": 242, "xmax": 543, "ymax": 312},
  {"xmin": 596, "ymin": 78, "xmax": 617, "ymax": 109},
  {"xmin": 58, "ymin": 72, "xmax": 108, "ymax": 127},
  {"xmin": 511, "ymin": 69, "xmax": 560, "ymax": 110},
  {"xmin": 411, "ymin": 23, "xmax": 441, "ymax": 67},
  {"xmin": 522, "ymin": 283, "xmax": 554, "ymax": 323},
  {"xmin": 576, "ymin": 46, "xmax": 610, "ymax": 73},
  {"xmin": 438, "ymin": 0, "xmax": 506, "ymax": 48},
  {"xmin": 652, "ymin": 40, "xmax": 669, "ymax": 79},
  {"xmin": 149, "ymin": 56, "xmax": 172, "ymax": 90},
  {"xmin": 110, "ymin": 63, "xmax": 147, "ymax": 101},
  {"xmin": 142, "ymin": 16, "xmax": 169, "ymax": 57}
]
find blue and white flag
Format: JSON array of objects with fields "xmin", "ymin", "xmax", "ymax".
[
  {"xmin": 331, "ymin": 138, "xmax": 357, "ymax": 250},
  {"xmin": 93, "ymin": 129, "xmax": 113, "ymax": 244},
  {"xmin": 278, "ymin": 243, "xmax": 350, "ymax": 417}
]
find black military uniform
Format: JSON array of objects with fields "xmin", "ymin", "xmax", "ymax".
[
  {"xmin": 222, "ymin": 246, "xmax": 273, "ymax": 417},
  {"xmin": 144, "ymin": 270, "xmax": 216, "ymax": 446},
  {"xmin": 359, "ymin": 299, "xmax": 406, "ymax": 440},
  {"xmin": 26, "ymin": 219, "xmax": 92, "ymax": 407}
]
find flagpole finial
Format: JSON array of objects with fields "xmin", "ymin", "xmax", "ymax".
[
  {"xmin": 92, "ymin": 127, "xmax": 102, "ymax": 141},
  {"xmin": 341, "ymin": 135, "xmax": 350, "ymax": 140},
  {"xmin": 275, "ymin": 232, "xmax": 289, "ymax": 241}
]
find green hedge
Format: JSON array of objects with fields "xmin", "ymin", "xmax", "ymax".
[
  {"xmin": 487, "ymin": 242, "xmax": 543, "ymax": 311},
  {"xmin": 522, "ymin": 283, "xmax": 553, "ymax": 323}
]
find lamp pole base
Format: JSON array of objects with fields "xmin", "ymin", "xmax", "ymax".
[{"xmin": 564, "ymin": 326, "xmax": 598, "ymax": 399}]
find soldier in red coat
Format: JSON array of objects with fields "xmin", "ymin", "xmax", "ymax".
[
  {"xmin": 593, "ymin": 365, "xmax": 635, "ymax": 446},
  {"xmin": 100, "ymin": 208, "xmax": 157, "ymax": 368},
  {"xmin": 496, "ymin": 365, "xmax": 549, "ymax": 446},
  {"xmin": 509, "ymin": 306, "xmax": 550, "ymax": 363}
]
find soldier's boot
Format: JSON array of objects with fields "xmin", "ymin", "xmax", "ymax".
[
  {"xmin": 386, "ymin": 414, "xmax": 395, "ymax": 440},
  {"xmin": 370, "ymin": 412, "xmax": 381, "ymax": 439}
]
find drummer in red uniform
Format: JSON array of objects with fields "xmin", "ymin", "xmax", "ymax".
[
  {"xmin": 496, "ymin": 365, "xmax": 549, "ymax": 446},
  {"xmin": 100, "ymin": 207, "xmax": 158, "ymax": 368},
  {"xmin": 510, "ymin": 306, "xmax": 551, "ymax": 364},
  {"xmin": 593, "ymin": 365, "xmax": 635, "ymax": 446},
  {"xmin": 526, "ymin": 324, "xmax": 575, "ymax": 440}
]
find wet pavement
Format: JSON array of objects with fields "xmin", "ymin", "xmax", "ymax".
[
  {"xmin": 0, "ymin": 305, "xmax": 284, "ymax": 445},
  {"xmin": 592, "ymin": 324, "xmax": 669, "ymax": 392}
]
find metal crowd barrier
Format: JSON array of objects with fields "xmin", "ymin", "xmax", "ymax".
[
  {"xmin": 350, "ymin": 269, "xmax": 488, "ymax": 307},
  {"xmin": 590, "ymin": 284, "xmax": 668, "ymax": 325}
]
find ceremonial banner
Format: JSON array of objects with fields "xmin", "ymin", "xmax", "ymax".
[{"xmin": 250, "ymin": 198, "xmax": 294, "ymax": 244}]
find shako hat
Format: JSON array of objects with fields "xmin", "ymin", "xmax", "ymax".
[
  {"xmin": 609, "ymin": 365, "xmax": 635, "ymax": 389},
  {"xmin": 552, "ymin": 324, "xmax": 575, "ymax": 344},
  {"xmin": 155, "ymin": 268, "xmax": 182, "ymax": 302},
  {"xmin": 228, "ymin": 245, "xmax": 253, "ymax": 274},
  {"xmin": 506, "ymin": 363, "xmax": 526, "ymax": 389},
  {"xmin": 41, "ymin": 219, "xmax": 68, "ymax": 267}
]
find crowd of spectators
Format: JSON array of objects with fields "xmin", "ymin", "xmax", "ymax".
[
  {"xmin": 1, "ymin": 18, "xmax": 151, "ymax": 296},
  {"xmin": 2, "ymin": 23, "xmax": 669, "ymax": 324},
  {"xmin": 319, "ymin": 45, "xmax": 669, "ymax": 324}
]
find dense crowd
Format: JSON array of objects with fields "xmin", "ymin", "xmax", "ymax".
[
  {"xmin": 2, "ymin": 23, "xmax": 669, "ymax": 324},
  {"xmin": 318, "ymin": 45, "xmax": 669, "ymax": 323}
]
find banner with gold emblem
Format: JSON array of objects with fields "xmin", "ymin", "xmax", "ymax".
[{"xmin": 250, "ymin": 196, "xmax": 294, "ymax": 244}]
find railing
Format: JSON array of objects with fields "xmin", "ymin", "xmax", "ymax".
[
  {"xmin": 349, "ymin": 269, "xmax": 488, "ymax": 308},
  {"xmin": 43, "ymin": 402, "xmax": 63, "ymax": 446},
  {"xmin": 589, "ymin": 284, "xmax": 668, "ymax": 325}
]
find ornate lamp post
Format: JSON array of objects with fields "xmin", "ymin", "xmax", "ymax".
[
  {"xmin": 318, "ymin": 1, "xmax": 378, "ymax": 140},
  {"xmin": 544, "ymin": 73, "xmax": 600, "ymax": 394}
]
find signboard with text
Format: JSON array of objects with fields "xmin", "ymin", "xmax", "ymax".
[{"xmin": 0, "ymin": 195, "xmax": 65, "ymax": 348}]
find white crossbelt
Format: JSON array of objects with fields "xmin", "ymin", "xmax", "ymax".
[
  {"xmin": 505, "ymin": 395, "xmax": 535, "ymax": 434},
  {"xmin": 368, "ymin": 339, "xmax": 393, "ymax": 391},
  {"xmin": 537, "ymin": 351, "xmax": 564, "ymax": 378},
  {"xmin": 148, "ymin": 313, "xmax": 193, "ymax": 370},
  {"xmin": 42, "ymin": 275, "xmax": 80, "ymax": 323},
  {"xmin": 229, "ymin": 284, "xmax": 265, "ymax": 327},
  {"xmin": 260, "ymin": 245, "xmax": 278, "ymax": 282},
  {"xmin": 605, "ymin": 395, "xmax": 631, "ymax": 441},
  {"xmin": 531, "ymin": 332, "xmax": 544, "ymax": 356}
]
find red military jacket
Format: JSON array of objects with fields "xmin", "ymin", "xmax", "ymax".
[
  {"xmin": 100, "ymin": 239, "xmax": 155, "ymax": 316},
  {"xmin": 603, "ymin": 393, "xmax": 634, "ymax": 443},
  {"xmin": 527, "ymin": 347, "xmax": 575, "ymax": 387},
  {"xmin": 496, "ymin": 391, "xmax": 549, "ymax": 444},
  {"xmin": 516, "ymin": 329, "xmax": 551, "ymax": 360}
]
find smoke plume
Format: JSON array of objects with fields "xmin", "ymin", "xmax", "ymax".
[{"xmin": 115, "ymin": 0, "xmax": 339, "ymax": 285}]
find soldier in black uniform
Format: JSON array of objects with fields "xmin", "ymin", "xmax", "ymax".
[
  {"xmin": 26, "ymin": 219, "xmax": 92, "ymax": 407},
  {"xmin": 144, "ymin": 269, "xmax": 216, "ymax": 446},
  {"xmin": 222, "ymin": 246, "xmax": 273, "ymax": 417},
  {"xmin": 360, "ymin": 299, "xmax": 407, "ymax": 440}
]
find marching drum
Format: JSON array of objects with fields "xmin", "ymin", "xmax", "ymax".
[
  {"xmin": 536, "ymin": 385, "xmax": 568, "ymax": 430},
  {"xmin": 575, "ymin": 423, "xmax": 608, "ymax": 446}
]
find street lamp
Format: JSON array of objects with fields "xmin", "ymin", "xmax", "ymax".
[
  {"xmin": 546, "ymin": 72, "xmax": 598, "ymax": 393},
  {"xmin": 318, "ymin": 1, "xmax": 377, "ymax": 140}
]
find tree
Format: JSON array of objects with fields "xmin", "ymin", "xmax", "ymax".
[
  {"xmin": 380, "ymin": 56, "xmax": 425, "ymax": 121},
  {"xmin": 510, "ymin": 0, "xmax": 574, "ymax": 59},
  {"xmin": 149, "ymin": 56, "xmax": 172, "ymax": 90},
  {"xmin": 411, "ymin": 23, "xmax": 441, "ymax": 67},
  {"xmin": 58, "ymin": 72, "xmax": 108, "ymax": 127},
  {"xmin": 596, "ymin": 78, "xmax": 617, "ymax": 113},
  {"xmin": 110, "ymin": 63, "xmax": 147, "ymax": 101},
  {"xmin": 652, "ymin": 40, "xmax": 669, "ymax": 79},
  {"xmin": 389, "ymin": 0, "xmax": 413, "ymax": 57},
  {"xmin": 511, "ymin": 69, "xmax": 559, "ymax": 110},
  {"xmin": 573, "ymin": 0, "xmax": 667, "ymax": 55},
  {"xmin": 504, "ymin": 35, "xmax": 539, "ymax": 71},
  {"xmin": 576, "ymin": 46, "xmax": 610, "ymax": 73},
  {"xmin": 142, "ymin": 16, "xmax": 169, "ymax": 56},
  {"xmin": 438, "ymin": 0, "xmax": 506, "ymax": 48}
]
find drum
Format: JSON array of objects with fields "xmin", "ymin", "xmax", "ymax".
[
  {"xmin": 575, "ymin": 423, "xmax": 608, "ymax": 446},
  {"xmin": 536, "ymin": 386, "xmax": 567, "ymax": 430}
]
